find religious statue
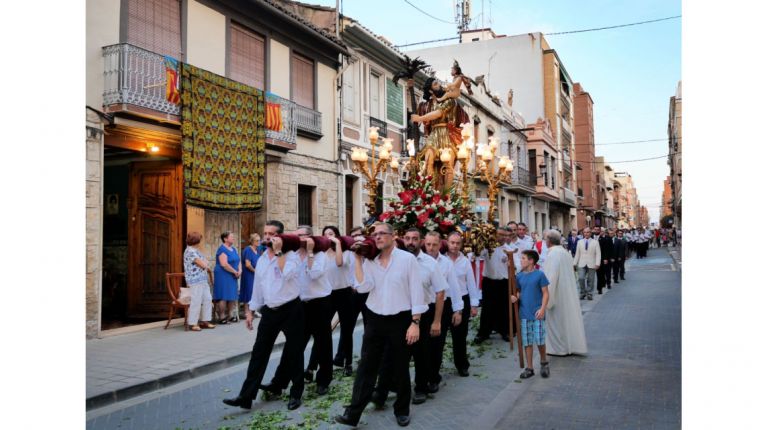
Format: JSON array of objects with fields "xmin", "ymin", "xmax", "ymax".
[{"xmin": 409, "ymin": 60, "xmax": 471, "ymax": 191}]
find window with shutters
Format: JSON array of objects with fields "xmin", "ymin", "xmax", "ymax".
[
  {"xmin": 342, "ymin": 61, "xmax": 360, "ymax": 124},
  {"xmin": 229, "ymin": 22, "xmax": 266, "ymax": 90},
  {"xmin": 126, "ymin": 0, "xmax": 182, "ymax": 59},
  {"xmin": 369, "ymin": 72, "xmax": 381, "ymax": 119},
  {"xmin": 291, "ymin": 52, "xmax": 315, "ymax": 109},
  {"xmin": 298, "ymin": 185, "xmax": 315, "ymax": 227}
]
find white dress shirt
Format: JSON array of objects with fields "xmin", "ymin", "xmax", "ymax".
[
  {"xmin": 414, "ymin": 251, "xmax": 449, "ymax": 305},
  {"xmin": 296, "ymin": 251, "xmax": 331, "ymax": 301},
  {"xmin": 436, "ymin": 253, "xmax": 465, "ymax": 312},
  {"xmin": 354, "ymin": 247, "xmax": 428, "ymax": 316},
  {"xmin": 449, "ymin": 252, "xmax": 481, "ymax": 307},
  {"xmin": 324, "ymin": 250, "xmax": 349, "ymax": 290},
  {"xmin": 248, "ymin": 251, "xmax": 301, "ymax": 311},
  {"xmin": 483, "ymin": 244, "xmax": 513, "ymax": 279},
  {"xmin": 343, "ymin": 250, "xmax": 356, "ymax": 287},
  {"xmin": 515, "ymin": 235, "xmax": 535, "ymax": 251}
]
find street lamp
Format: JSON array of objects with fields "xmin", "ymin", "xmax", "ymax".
[{"xmin": 475, "ymin": 136, "xmax": 514, "ymax": 223}]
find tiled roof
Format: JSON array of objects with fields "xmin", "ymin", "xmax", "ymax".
[{"xmin": 259, "ymin": 0, "xmax": 345, "ymax": 47}]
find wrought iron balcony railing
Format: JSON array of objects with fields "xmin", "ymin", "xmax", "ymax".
[
  {"xmin": 102, "ymin": 43, "xmax": 181, "ymax": 116},
  {"xmin": 295, "ymin": 104, "xmax": 323, "ymax": 138},
  {"xmin": 265, "ymin": 93, "xmax": 297, "ymax": 146},
  {"xmin": 513, "ymin": 166, "xmax": 534, "ymax": 188},
  {"xmin": 561, "ymin": 187, "xmax": 577, "ymax": 206}
]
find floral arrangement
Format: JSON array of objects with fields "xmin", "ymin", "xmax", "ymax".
[{"xmin": 378, "ymin": 174, "xmax": 467, "ymax": 235}]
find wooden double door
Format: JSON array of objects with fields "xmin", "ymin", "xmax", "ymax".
[{"xmin": 127, "ymin": 161, "xmax": 184, "ymax": 318}]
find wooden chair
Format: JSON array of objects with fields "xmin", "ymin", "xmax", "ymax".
[{"xmin": 165, "ymin": 273, "xmax": 189, "ymax": 331}]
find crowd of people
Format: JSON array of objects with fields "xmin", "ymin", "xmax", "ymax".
[{"xmin": 180, "ymin": 220, "xmax": 610, "ymax": 427}]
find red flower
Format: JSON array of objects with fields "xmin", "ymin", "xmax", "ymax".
[
  {"xmin": 394, "ymin": 210, "xmax": 405, "ymax": 216},
  {"xmin": 417, "ymin": 211, "xmax": 429, "ymax": 226},
  {"xmin": 438, "ymin": 206, "xmax": 447, "ymax": 214},
  {"xmin": 431, "ymin": 194, "xmax": 441, "ymax": 204},
  {"xmin": 398, "ymin": 190, "xmax": 415, "ymax": 205},
  {"xmin": 379, "ymin": 212, "xmax": 392, "ymax": 221},
  {"xmin": 438, "ymin": 219, "xmax": 454, "ymax": 232}
]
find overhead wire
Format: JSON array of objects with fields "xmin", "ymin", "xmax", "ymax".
[{"xmin": 402, "ymin": 0, "xmax": 455, "ymax": 24}]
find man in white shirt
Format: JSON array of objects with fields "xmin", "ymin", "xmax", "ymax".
[
  {"xmin": 573, "ymin": 227, "xmax": 601, "ymax": 301},
  {"xmin": 223, "ymin": 220, "xmax": 305, "ymax": 411},
  {"xmin": 515, "ymin": 222, "xmax": 535, "ymax": 252},
  {"xmin": 424, "ymin": 231, "xmax": 464, "ymax": 387},
  {"xmin": 336, "ymin": 222, "xmax": 424, "ymax": 428},
  {"xmin": 266, "ymin": 226, "xmax": 334, "ymax": 398},
  {"xmin": 397, "ymin": 228, "xmax": 449, "ymax": 405},
  {"xmin": 333, "ymin": 226, "xmax": 366, "ymax": 376},
  {"xmin": 475, "ymin": 227, "xmax": 515, "ymax": 344}
]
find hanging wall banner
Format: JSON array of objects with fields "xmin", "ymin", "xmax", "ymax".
[{"xmin": 180, "ymin": 64, "xmax": 266, "ymax": 210}]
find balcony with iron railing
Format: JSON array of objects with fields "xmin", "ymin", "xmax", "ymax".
[
  {"xmin": 503, "ymin": 166, "xmax": 535, "ymax": 194},
  {"xmin": 295, "ymin": 104, "xmax": 323, "ymax": 139},
  {"xmin": 562, "ymin": 150, "xmax": 572, "ymax": 173},
  {"xmin": 102, "ymin": 43, "xmax": 181, "ymax": 119},
  {"xmin": 369, "ymin": 116, "xmax": 388, "ymax": 138},
  {"xmin": 265, "ymin": 92, "xmax": 297, "ymax": 147},
  {"xmin": 560, "ymin": 187, "xmax": 577, "ymax": 207}
]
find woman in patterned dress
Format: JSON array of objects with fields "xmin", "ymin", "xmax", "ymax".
[
  {"xmin": 182, "ymin": 232, "xmax": 216, "ymax": 331},
  {"xmin": 213, "ymin": 231, "xmax": 241, "ymax": 324}
]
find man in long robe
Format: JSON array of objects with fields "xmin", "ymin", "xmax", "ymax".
[{"xmin": 541, "ymin": 230, "xmax": 588, "ymax": 356}]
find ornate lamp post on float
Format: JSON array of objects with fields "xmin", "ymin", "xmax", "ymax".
[
  {"xmin": 350, "ymin": 127, "xmax": 400, "ymax": 218},
  {"xmin": 474, "ymin": 136, "xmax": 514, "ymax": 223}
]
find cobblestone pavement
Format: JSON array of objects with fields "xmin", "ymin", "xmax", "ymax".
[
  {"xmin": 495, "ymin": 247, "xmax": 681, "ymax": 430},
  {"xmin": 86, "ymin": 247, "xmax": 680, "ymax": 430}
]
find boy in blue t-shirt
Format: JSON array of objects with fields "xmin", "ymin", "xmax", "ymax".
[{"xmin": 511, "ymin": 250, "xmax": 551, "ymax": 379}]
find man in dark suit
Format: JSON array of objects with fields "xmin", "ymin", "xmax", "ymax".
[
  {"xmin": 566, "ymin": 228, "xmax": 579, "ymax": 257},
  {"xmin": 612, "ymin": 229, "xmax": 628, "ymax": 282},
  {"xmin": 596, "ymin": 227, "xmax": 614, "ymax": 294}
]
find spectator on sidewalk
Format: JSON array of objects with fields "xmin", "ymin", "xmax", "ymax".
[
  {"xmin": 541, "ymin": 230, "xmax": 587, "ymax": 356},
  {"xmin": 223, "ymin": 220, "xmax": 306, "ymax": 411},
  {"xmin": 511, "ymin": 250, "xmax": 550, "ymax": 379},
  {"xmin": 213, "ymin": 231, "xmax": 241, "ymax": 324},
  {"xmin": 613, "ymin": 230, "xmax": 628, "ymax": 282},
  {"xmin": 573, "ymin": 227, "xmax": 601, "ymax": 301},
  {"xmin": 182, "ymin": 232, "xmax": 216, "ymax": 331},
  {"xmin": 240, "ymin": 233, "xmax": 264, "ymax": 318}
]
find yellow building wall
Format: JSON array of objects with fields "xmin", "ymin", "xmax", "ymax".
[
  {"xmin": 86, "ymin": 0, "xmax": 121, "ymax": 109},
  {"xmin": 186, "ymin": 0, "xmax": 226, "ymax": 75},
  {"xmin": 295, "ymin": 63, "xmax": 337, "ymax": 161}
]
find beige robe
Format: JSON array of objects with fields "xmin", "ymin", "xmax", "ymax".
[{"xmin": 543, "ymin": 246, "xmax": 588, "ymax": 355}]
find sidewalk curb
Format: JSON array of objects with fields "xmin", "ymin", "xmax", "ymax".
[{"xmin": 86, "ymin": 317, "xmax": 363, "ymax": 411}]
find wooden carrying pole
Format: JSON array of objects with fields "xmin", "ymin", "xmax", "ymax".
[{"xmin": 507, "ymin": 252, "xmax": 524, "ymax": 367}]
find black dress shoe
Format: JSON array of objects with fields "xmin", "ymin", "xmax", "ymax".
[
  {"xmin": 412, "ymin": 391, "xmax": 427, "ymax": 404},
  {"xmin": 472, "ymin": 336, "xmax": 488, "ymax": 345},
  {"xmin": 222, "ymin": 396, "xmax": 252, "ymax": 409},
  {"xmin": 344, "ymin": 364, "xmax": 354, "ymax": 377},
  {"xmin": 287, "ymin": 397, "xmax": 302, "ymax": 410},
  {"xmin": 333, "ymin": 356, "xmax": 345, "ymax": 367},
  {"xmin": 458, "ymin": 368, "xmax": 470, "ymax": 377},
  {"xmin": 259, "ymin": 383, "xmax": 283, "ymax": 396},
  {"xmin": 396, "ymin": 415, "xmax": 411, "ymax": 426},
  {"xmin": 426, "ymin": 382, "xmax": 439, "ymax": 394},
  {"xmin": 371, "ymin": 390, "xmax": 387, "ymax": 409},
  {"xmin": 316, "ymin": 385, "xmax": 329, "ymax": 396},
  {"xmin": 304, "ymin": 370, "xmax": 314, "ymax": 382},
  {"xmin": 335, "ymin": 412, "xmax": 360, "ymax": 427}
]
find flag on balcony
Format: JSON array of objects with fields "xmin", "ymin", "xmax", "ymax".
[
  {"xmin": 265, "ymin": 100, "xmax": 282, "ymax": 132},
  {"xmin": 164, "ymin": 56, "xmax": 181, "ymax": 105}
]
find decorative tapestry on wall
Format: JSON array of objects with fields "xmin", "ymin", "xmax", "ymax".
[{"xmin": 181, "ymin": 63, "xmax": 266, "ymax": 210}]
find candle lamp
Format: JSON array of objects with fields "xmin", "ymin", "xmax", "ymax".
[{"xmin": 352, "ymin": 129, "xmax": 399, "ymax": 217}]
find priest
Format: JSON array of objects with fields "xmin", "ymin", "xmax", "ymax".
[{"xmin": 541, "ymin": 230, "xmax": 588, "ymax": 356}]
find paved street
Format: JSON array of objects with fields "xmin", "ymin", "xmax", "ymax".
[{"xmin": 86, "ymin": 247, "xmax": 680, "ymax": 430}]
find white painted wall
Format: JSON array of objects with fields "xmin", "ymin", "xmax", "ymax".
[
  {"xmin": 296, "ymin": 63, "xmax": 337, "ymax": 161},
  {"xmin": 186, "ymin": 0, "xmax": 226, "ymax": 75},
  {"xmin": 408, "ymin": 33, "xmax": 546, "ymax": 126},
  {"xmin": 86, "ymin": 0, "xmax": 121, "ymax": 109}
]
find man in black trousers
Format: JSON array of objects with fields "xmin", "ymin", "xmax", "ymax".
[
  {"xmin": 223, "ymin": 220, "xmax": 306, "ymax": 411},
  {"xmin": 597, "ymin": 227, "xmax": 615, "ymax": 294},
  {"xmin": 613, "ymin": 229, "xmax": 628, "ymax": 282},
  {"xmin": 474, "ymin": 227, "xmax": 514, "ymax": 343},
  {"xmin": 335, "ymin": 222, "xmax": 424, "ymax": 428}
]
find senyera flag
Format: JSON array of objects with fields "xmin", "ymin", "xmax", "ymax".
[{"xmin": 164, "ymin": 56, "xmax": 181, "ymax": 105}]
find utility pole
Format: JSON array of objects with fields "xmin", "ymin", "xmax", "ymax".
[{"xmin": 455, "ymin": 0, "xmax": 471, "ymax": 34}]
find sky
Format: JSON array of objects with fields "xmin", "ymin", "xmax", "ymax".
[{"xmin": 315, "ymin": 0, "xmax": 681, "ymax": 223}]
